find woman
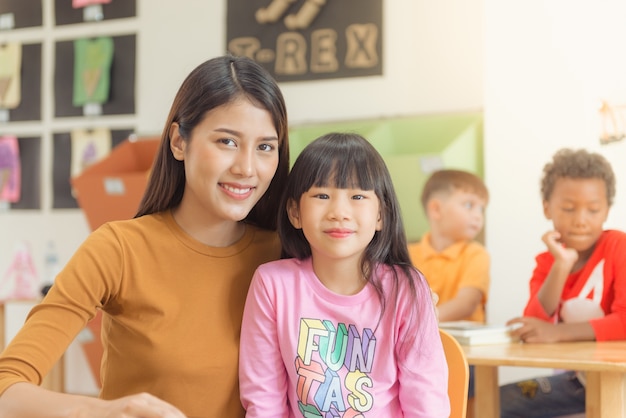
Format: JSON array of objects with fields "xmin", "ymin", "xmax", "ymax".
[{"xmin": 0, "ymin": 55, "xmax": 289, "ymax": 418}]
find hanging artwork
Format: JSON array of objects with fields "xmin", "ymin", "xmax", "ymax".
[
  {"xmin": 0, "ymin": 42, "xmax": 22, "ymax": 109},
  {"xmin": 0, "ymin": 135, "xmax": 21, "ymax": 203},
  {"xmin": 0, "ymin": 241, "xmax": 39, "ymax": 300},
  {"xmin": 70, "ymin": 128, "xmax": 112, "ymax": 178},
  {"xmin": 55, "ymin": 35, "xmax": 135, "ymax": 117},
  {"xmin": 56, "ymin": 0, "xmax": 135, "ymax": 26},
  {"xmin": 73, "ymin": 37, "xmax": 114, "ymax": 107},
  {"xmin": 226, "ymin": 0, "xmax": 383, "ymax": 82},
  {"xmin": 598, "ymin": 100, "xmax": 626, "ymax": 145}
]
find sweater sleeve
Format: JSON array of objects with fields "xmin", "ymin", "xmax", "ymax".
[
  {"xmin": 397, "ymin": 272, "xmax": 450, "ymax": 418},
  {"xmin": 590, "ymin": 232, "xmax": 626, "ymax": 341},
  {"xmin": 0, "ymin": 224, "xmax": 122, "ymax": 395},
  {"xmin": 239, "ymin": 268, "xmax": 290, "ymax": 417}
]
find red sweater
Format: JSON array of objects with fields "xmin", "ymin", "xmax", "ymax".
[{"xmin": 524, "ymin": 230, "xmax": 626, "ymax": 341}]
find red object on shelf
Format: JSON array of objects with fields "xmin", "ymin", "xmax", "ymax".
[{"xmin": 71, "ymin": 137, "xmax": 160, "ymax": 231}]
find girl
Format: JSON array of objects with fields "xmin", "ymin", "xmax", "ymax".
[
  {"xmin": 239, "ymin": 133, "xmax": 449, "ymax": 417},
  {"xmin": 0, "ymin": 55, "xmax": 290, "ymax": 418}
]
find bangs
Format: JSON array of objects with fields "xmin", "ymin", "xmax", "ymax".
[{"xmin": 308, "ymin": 146, "xmax": 377, "ymax": 191}]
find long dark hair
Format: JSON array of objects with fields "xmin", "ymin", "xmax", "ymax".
[
  {"xmin": 278, "ymin": 133, "xmax": 428, "ymax": 349},
  {"xmin": 135, "ymin": 55, "xmax": 289, "ymax": 230}
]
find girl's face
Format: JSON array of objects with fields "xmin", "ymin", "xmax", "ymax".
[
  {"xmin": 171, "ymin": 98, "xmax": 279, "ymax": 224},
  {"xmin": 543, "ymin": 177, "xmax": 609, "ymax": 253},
  {"xmin": 287, "ymin": 185, "xmax": 383, "ymax": 266}
]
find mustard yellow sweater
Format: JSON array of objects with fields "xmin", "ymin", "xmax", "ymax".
[{"xmin": 0, "ymin": 211, "xmax": 281, "ymax": 418}]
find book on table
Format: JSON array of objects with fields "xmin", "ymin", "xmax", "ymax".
[{"xmin": 439, "ymin": 320, "xmax": 519, "ymax": 346}]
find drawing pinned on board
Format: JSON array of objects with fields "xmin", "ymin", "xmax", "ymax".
[
  {"xmin": 0, "ymin": 136, "xmax": 21, "ymax": 203},
  {"xmin": 0, "ymin": 241, "xmax": 39, "ymax": 301},
  {"xmin": 73, "ymin": 37, "xmax": 114, "ymax": 108},
  {"xmin": 0, "ymin": 42, "xmax": 22, "ymax": 109},
  {"xmin": 70, "ymin": 128, "xmax": 112, "ymax": 178}
]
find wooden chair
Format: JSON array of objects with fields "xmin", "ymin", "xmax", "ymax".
[{"xmin": 440, "ymin": 329, "xmax": 470, "ymax": 418}]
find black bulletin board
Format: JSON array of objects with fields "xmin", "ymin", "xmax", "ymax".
[
  {"xmin": 0, "ymin": 0, "xmax": 43, "ymax": 29},
  {"xmin": 54, "ymin": 0, "xmax": 136, "ymax": 26},
  {"xmin": 10, "ymin": 137, "xmax": 41, "ymax": 210},
  {"xmin": 53, "ymin": 34, "xmax": 136, "ymax": 118},
  {"xmin": 6, "ymin": 43, "xmax": 42, "ymax": 122},
  {"xmin": 52, "ymin": 129, "xmax": 133, "ymax": 209},
  {"xmin": 226, "ymin": 0, "xmax": 383, "ymax": 82}
]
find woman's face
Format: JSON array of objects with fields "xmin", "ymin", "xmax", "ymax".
[{"xmin": 171, "ymin": 98, "xmax": 279, "ymax": 224}]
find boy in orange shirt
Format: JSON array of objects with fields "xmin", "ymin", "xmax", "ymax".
[
  {"xmin": 409, "ymin": 169, "xmax": 490, "ymax": 418},
  {"xmin": 409, "ymin": 169, "xmax": 490, "ymax": 323}
]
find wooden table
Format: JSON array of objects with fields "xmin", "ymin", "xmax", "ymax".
[{"xmin": 463, "ymin": 341, "xmax": 626, "ymax": 418}]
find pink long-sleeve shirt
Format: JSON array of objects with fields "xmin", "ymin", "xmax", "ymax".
[{"xmin": 239, "ymin": 257, "xmax": 450, "ymax": 418}]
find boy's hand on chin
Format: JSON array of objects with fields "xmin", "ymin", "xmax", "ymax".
[{"xmin": 542, "ymin": 231, "xmax": 578, "ymax": 266}]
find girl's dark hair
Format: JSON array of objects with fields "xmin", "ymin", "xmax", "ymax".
[
  {"xmin": 541, "ymin": 148, "xmax": 615, "ymax": 205},
  {"xmin": 135, "ymin": 55, "xmax": 289, "ymax": 230},
  {"xmin": 278, "ymin": 132, "xmax": 429, "ymax": 350}
]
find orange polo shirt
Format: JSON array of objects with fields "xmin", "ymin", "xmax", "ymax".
[{"xmin": 408, "ymin": 232, "xmax": 490, "ymax": 323}]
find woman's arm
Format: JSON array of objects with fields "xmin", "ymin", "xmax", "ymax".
[
  {"xmin": 0, "ymin": 382, "xmax": 186, "ymax": 418},
  {"xmin": 0, "ymin": 227, "xmax": 185, "ymax": 417}
]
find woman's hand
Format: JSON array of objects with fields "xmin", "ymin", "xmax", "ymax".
[
  {"xmin": 84, "ymin": 393, "xmax": 188, "ymax": 418},
  {"xmin": 0, "ymin": 384, "xmax": 188, "ymax": 418}
]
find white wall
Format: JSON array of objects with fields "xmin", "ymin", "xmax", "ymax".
[
  {"xmin": 484, "ymin": 0, "xmax": 626, "ymax": 383},
  {"xmin": 137, "ymin": 0, "xmax": 484, "ymax": 130}
]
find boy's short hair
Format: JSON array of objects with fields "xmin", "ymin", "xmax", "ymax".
[
  {"xmin": 541, "ymin": 148, "xmax": 616, "ymax": 205},
  {"xmin": 421, "ymin": 169, "xmax": 489, "ymax": 210}
]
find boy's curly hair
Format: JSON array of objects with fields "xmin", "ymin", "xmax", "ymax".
[{"xmin": 541, "ymin": 148, "xmax": 615, "ymax": 205}]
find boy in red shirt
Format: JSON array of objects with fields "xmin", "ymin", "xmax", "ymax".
[{"xmin": 502, "ymin": 148, "xmax": 626, "ymax": 418}]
